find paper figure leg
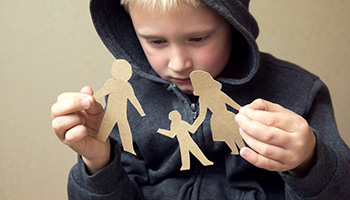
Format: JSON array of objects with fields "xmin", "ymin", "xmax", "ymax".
[
  {"xmin": 95, "ymin": 110, "xmax": 116, "ymax": 142},
  {"xmin": 189, "ymin": 143, "xmax": 213, "ymax": 166},
  {"xmin": 226, "ymin": 138, "xmax": 239, "ymax": 155},
  {"xmin": 235, "ymin": 137, "xmax": 245, "ymax": 150},
  {"xmin": 118, "ymin": 120, "xmax": 136, "ymax": 155},
  {"xmin": 232, "ymin": 123, "xmax": 245, "ymax": 149},
  {"xmin": 180, "ymin": 148, "xmax": 190, "ymax": 171}
]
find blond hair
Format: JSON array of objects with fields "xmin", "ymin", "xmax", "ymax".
[{"xmin": 120, "ymin": 0, "xmax": 202, "ymax": 12}]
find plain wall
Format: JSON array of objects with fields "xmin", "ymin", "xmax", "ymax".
[{"xmin": 1, "ymin": 1, "xmax": 349, "ymax": 199}]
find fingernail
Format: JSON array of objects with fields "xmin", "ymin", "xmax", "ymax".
[
  {"xmin": 81, "ymin": 98, "xmax": 90, "ymax": 109},
  {"xmin": 241, "ymin": 149, "xmax": 249, "ymax": 158},
  {"xmin": 235, "ymin": 114, "xmax": 241, "ymax": 124},
  {"xmin": 239, "ymin": 107, "xmax": 246, "ymax": 114}
]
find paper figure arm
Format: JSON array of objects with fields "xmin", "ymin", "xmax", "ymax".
[
  {"xmin": 157, "ymin": 128, "xmax": 176, "ymax": 138},
  {"xmin": 93, "ymin": 79, "xmax": 113, "ymax": 99},
  {"xmin": 222, "ymin": 93, "xmax": 241, "ymax": 111},
  {"xmin": 128, "ymin": 89, "xmax": 146, "ymax": 117},
  {"xmin": 188, "ymin": 102, "xmax": 207, "ymax": 133}
]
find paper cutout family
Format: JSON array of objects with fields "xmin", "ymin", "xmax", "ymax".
[{"xmin": 93, "ymin": 60, "xmax": 245, "ymax": 170}]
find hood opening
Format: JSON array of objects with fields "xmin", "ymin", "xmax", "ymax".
[{"xmin": 90, "ymin": 0, "xmax": 260, "ymax": 86}]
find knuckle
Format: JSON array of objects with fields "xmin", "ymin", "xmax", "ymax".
[
  {"xmin": 51, "ymin": 117, "xmax": 62, "ymax": 133},
  {"xmin": 57, "ymin": 93, "xmax": 68, "ymax": 102},
  {"xmin": 70, "ymin": 95, "xmax": 82, "ymax": 107},
  {"xmin": 293, "ymin": 138, "xmax": 307, "ymax": 151},
  {"xmin": 62, "ymin": 138, "xmax": 71, "ymax": 146},
  {"xmin": 261, "ymin": 145, "xmax": 272, "ymax": 157},
  {"xmin": 265, "ymin": 116, "xmax": 279, "ymax": 127},
  {"xmin": 259, "ymin": 145, "xmax": 272, "ymax": 157},
  {"xmin": 299, "ymin": 120, "xmax": 310, "ymax": 133},
  {"xmin": 51, "ymin": 103, "xmax": 59, "ymax": 118},
  {"xmin": 263, "ymin": 129, "xmax": 275, "ymax": 142},
  {"xmin": 254, "ymin": 98, "xmax": 264, "ymax": 104},
  {"xmin": 65, "ymin": 125, "xmax": 86, "ymax": 143},
  {"xmin": 263, "ymin": 159, "xmax": 275, "ymax": 171}
]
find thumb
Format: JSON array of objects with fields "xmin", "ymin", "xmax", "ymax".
[
  {"xmin": 80, "ymin": 86, "xmax": 103, "ymax": 115},
  {"xmin": 80, "ymin": 86, "xmax": 94, "ymax": 96}
]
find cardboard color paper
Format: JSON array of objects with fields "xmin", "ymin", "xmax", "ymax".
[
  {"xmin": 189, "ymin": 70, "xmax": 245, "ymax": 154},
  {"xmin": 93, "ymin": 59, "xmax": 145, "ymax": 155},
  {"xmin": 158, "ymin": 110, "xmax": 213, "ymax": 170}
]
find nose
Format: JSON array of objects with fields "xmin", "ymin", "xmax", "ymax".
[{"xmin": 168, "ymin": 46, "xmax": 192, "ymax": 72}]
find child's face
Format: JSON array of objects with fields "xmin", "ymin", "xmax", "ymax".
[{"xmin": 129, "ymin": 3, "xmax": 232, "ymax": 94}]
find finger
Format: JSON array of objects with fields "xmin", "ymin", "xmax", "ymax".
[
  {"xmin": 236, "ymin": 112, "xmax": 290, "ymax": 147},
  {"xmin": 239, "ymin": 107, "xmax": 296, "ymax": 132},
  {"xmin": 56, "ymin": 85, "xmax": 94, "ymax": 102},
  {"xmin": 244, "ymin": 99, "xmax": 290, "ymax": 114},
  {"xmin": 239, "ymin": 128, "xmax": 287, "ymax": 161},
  {"xmin": 52, "ymin": 114, "xmax": 84, "ymax": 140},
  {"xmin": 64, "ymin": 124, "xmax": 88, "ymax": 145},
  {"xmin": 240, "ymin": 147, "xmax": 287, "ymax": 172},
  {"xmin": 51, "ymin": 95, "xmax": 94, "ymax": 118},
  {"xmin": 57, "ymin": 92, "xmax": 91, "ymax": 102},
  {"xmin": 80, "ymin": 86, "xmax": 104, "ymax": 115},
  {"xmin": 80, "ymin": 86, "xmax": 94, "ymax": 96}
]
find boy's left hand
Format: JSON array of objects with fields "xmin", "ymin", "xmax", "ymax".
[{"xmin": 235, "ymin": 99, "xmax": 316, "ymax": 177}]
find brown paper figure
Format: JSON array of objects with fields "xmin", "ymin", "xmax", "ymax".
[
  {"xmin": 93, "ymin": 59, "xmax": 146, "ymax": 155},
  {"xmin": 158, "ymin": 110, "xmax": 214, "ymax": 170},
  {"xmin": 189, "ymin": 70, "xmax": 245, "ymax": 154}
]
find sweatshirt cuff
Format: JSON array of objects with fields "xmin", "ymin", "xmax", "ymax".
[
  {"xmin": 279, "ymin": 134, "xmax": 337, "ymax": 198},
  {"xmin": 68, "ymin": 138, "xmax": 130, "ymax": 195}
]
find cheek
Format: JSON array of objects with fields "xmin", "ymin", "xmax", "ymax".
[
  {"xmin": 143, "ymin": 48, "xmax": 168, "ymax": 75},
  {"xmin": 195, "ymin": 45, "xmax": 231, "ymax": 77}
]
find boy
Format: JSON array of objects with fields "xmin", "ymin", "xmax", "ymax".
[{"xmin": 51, "ymin": 0, "xmax": 350, "ymax": 199}]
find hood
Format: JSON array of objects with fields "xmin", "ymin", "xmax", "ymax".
[{"xmin": 90, "ymin": 0, "xmax": 260, "ymax": 86}]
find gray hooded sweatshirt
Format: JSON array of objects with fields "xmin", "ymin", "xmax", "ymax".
[{"xmin": 67, "ymin": 0, "xmax": 350, "ymax": 199}]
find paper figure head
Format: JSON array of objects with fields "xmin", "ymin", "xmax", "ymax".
[
  {"xmin": 190, "ymin": 70, "xmax": 222, "ymax": 96},
  {"xmin": 111, "ymin": 59, "xmax": 133, "ymax": 81},
  {"xmin": 168, "ymin": 110, "xmax": 181, "ymax": 121}
]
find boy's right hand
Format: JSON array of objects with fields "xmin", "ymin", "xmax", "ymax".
[{"xmin": 51, "ymin": 86, "xmax": 110, "ymax": 174}]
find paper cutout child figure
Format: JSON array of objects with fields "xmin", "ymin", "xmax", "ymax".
[
  {"xmin": 189, "ymin": 70, "xmax": 245, "ymax": 154},
  {"xmin": 158, "ymin": 110, "xmax": 214, "ymax": 170},
  {"xmin": 93, "ymin": 59, "xmax": 146, "ymax": 155}
]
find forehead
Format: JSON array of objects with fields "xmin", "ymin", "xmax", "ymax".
[{"xmin": 128, "ymin": 3, "xmax": 228, "ymax": 36}]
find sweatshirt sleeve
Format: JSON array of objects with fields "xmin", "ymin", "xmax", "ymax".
[
  {"xmin": 280, "ymin": 78, "xmax": 350, "ymax": 199},
  {"xmin": 67, "ymin": 138, "xmax": 145, "ymax": 200}
]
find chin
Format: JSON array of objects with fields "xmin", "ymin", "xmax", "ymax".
[{"xmin": 181, "ymin": 88, "xmax": 194, "ymax": 95}]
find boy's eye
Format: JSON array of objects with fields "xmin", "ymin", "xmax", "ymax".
[
  {"xmin": 149, "ymin": 39, "xmax": 166, "ymax": 45},
  {"xmin": 189, "ymin": 36, "xmax": 208, "ymax": 42}
]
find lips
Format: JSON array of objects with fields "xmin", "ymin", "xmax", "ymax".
[{"xmin": 173, "ymin": 77, "xmax": 191, "ymax": 83}]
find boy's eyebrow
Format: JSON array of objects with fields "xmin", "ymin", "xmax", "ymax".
[
  {"xmin": 135, "ymin": 31, "xmax": 163, "ymax": 39},
  {"xmin": 135, "ymin": 28, "xmax": 217, "ymax": 39}
]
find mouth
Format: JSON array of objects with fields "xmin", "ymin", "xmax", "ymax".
[{"xmin": 172, "ymin": 77, "xmax": 191, "ymax": 83}]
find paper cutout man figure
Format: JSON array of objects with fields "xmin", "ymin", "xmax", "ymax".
[
  {"xmin": 189, "ymin": 70, "xmax": 245, "ymax": 154},
  {"xmin": 93, "ymin": 59, "xmax": 146, "ymax": 155},
  {"xmin": 158, "ymin": 110, "xmax": 214, "ymax": 170}
]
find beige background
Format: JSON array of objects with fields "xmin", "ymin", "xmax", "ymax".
[{"xmin": 1, "ymin": 1, "xmax": 349, "ymax": 199}]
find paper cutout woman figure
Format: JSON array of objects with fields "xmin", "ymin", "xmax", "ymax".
[
  {"xmin": 158, "ymin": 110, "xmax": 213, "ymax": 170},
  {"xmin": 93, "ymin": 59, "xmax": 146, "ymax": 155},
  {"xmin": 189, "ymin": 70, "xmax": 245, "ymax": 154}
]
